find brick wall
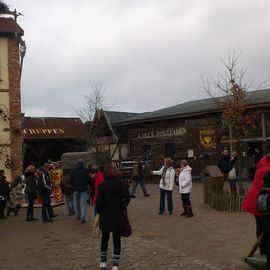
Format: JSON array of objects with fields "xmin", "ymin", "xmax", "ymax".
[{"xmin": 8, "ymin": 37, "xmax": 23, "ymax": 178}]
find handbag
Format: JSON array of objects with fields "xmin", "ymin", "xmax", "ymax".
[
  {"xmin": 121, "ymin": 210, "xmax": 132, "ymax": 237},
  {"xmin": 228, "ymin": 167, "xmax": 236, "ymax": 180},
  {"xmin": 121, "ymin": 182, "xmax": 132, "ymax": 237}
]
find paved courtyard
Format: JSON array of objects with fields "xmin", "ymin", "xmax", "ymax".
[{"xmin": 0, "ymin": 182, "xmax": 257, "ymax": 270}]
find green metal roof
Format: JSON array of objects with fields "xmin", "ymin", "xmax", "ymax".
[
  {"xmin": 105, "ymin": 111, "xmax": 142, "ymax": 124},
  {"xmin": 114, "ymin": 88, "xmax": 270, "ymax": 125}
]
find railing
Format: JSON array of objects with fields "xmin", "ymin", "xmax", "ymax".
[{"xmin": 203, "ymin": 176, "xmax": 248, "ymax": 212}]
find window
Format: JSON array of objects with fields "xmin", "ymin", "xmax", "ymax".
[
  {"xmin": 142, "ymin": 145, "xmax": 151, "ymax": 158},
  {"xmin": 219, "ymin": 120, "xmax": 229, "ymax": 140},
  {"xmin": 165, "ymin": 143, "xmax": 175, "ymax": 159}
]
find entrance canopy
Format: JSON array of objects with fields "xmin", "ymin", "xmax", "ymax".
[{"xmin": 23, "ymin": 117, "xmax": 86, "ymax": 140}]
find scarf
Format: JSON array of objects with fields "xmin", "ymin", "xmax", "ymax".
[{"xmin": 161, "ymin": 167, "xmax": 168, "ymax": 185}]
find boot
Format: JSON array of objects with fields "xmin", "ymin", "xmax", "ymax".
[
  {"xmin": 186, "ymin": 205, "xmax": 193, "ymax": 218},
  {"xmin": 180, "ymin": 205, "xmax": 188, "ymax": 216}
]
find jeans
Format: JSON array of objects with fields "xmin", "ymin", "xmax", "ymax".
[
  {"xmin": 130, "ymin": 178, "xmax": 148, "ymax": 196},
  {"xmin": 159, "ymin": 188, "xmax": 173, "ymax": 214},
  {"xmin": 75, "ymin": 191, "xmax": 88, "ymax": 220},
  {"xmin": 65, "ymin": 194, "xmax": 75, "ymax": 215}
]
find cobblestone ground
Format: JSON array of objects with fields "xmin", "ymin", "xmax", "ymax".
[
  {"xmin": 0, "ymin": 183, "xmax": 256, "ymax": 270},
  {"xmin": 39, "ymin": 235, "xmax": 225, "ymax": 270}
]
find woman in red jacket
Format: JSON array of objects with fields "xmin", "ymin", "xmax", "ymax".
[
  {"xmin": 90, "ymin": 166, "xmax": 104, "ymax": 216},
  {"xmin": 242, "ymin": 152, "xmax": 270, "ymax": 255}
]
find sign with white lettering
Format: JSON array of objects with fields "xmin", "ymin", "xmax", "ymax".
[{"xmin": 138, "ymin": 127, "xmax": 186, "ymax": 139}]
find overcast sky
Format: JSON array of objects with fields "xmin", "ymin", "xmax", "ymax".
[{"xmin": 5, "ymin": 0, "xmax": 270, "ymax": 119}]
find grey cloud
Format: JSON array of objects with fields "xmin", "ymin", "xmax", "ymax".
[{"xmin": 7, "ymin": 0, "xmax": 270, "ymax": 117}]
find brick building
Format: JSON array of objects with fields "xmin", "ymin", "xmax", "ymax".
[{"xmin": 0, "ymin": 12, "xmax": 26, "ymax": 181}]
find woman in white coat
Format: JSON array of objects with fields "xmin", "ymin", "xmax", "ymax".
[
  {"xmin": 152, "ymin": 158, "xmax": 175, "ymax": 215},
  {"xmin": 178, "ymin": 160, "xmax": 193, "ymax": 217}
]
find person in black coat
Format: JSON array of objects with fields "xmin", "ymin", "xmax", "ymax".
[
  {"xmin": 36, "ymin": 167, "xmax": 54, "ymax": 222},
  {"xmin": 218, "ymin": 149, "xmax": 231, "ymax": 174},
  {"xmin": 0, "ymin": 169, "xmax": 10, "ymax": 219},
  {"xmin": 60, "ymin": 169, "xmax": 75, "ymax": 216},
  {"xmin": 24, "ymin": 165, "xmax": 38, "ymax": 221},
  {"xmin": 96, "ymin": 164, "xmax": 130, "ymax": 270},
  {"xmin": 70, "ymin": 159, "xmax": 90, "ymax": 223},
  {"xmin": 218, "ymin": 149, "xmax": 231, "ymax": 189}
]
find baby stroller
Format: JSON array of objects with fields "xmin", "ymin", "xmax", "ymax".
[{"xmin": 6, "ymin": 176, "xmax": 25, "ymax": 216}]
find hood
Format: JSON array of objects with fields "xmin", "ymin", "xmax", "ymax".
[
  {"xmin": 104, "ymin": 177, "xmax": 122, "ymax": 193},
  {"xmin": 75, "ymin": 159, "xmax": 85, "ymax": 170},
  {"xmin": 182, "ymin": 165, "xmax": 192, "ymax": 172},
  {"xmin": 24, "ymin": 171, "xmax": 36, "ymax": 177},
  {"xmin": 256, "ymin": 155, "xmax": 270, "ymax": 170}
]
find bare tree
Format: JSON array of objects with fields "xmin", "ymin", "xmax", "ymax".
[
  {"xmin": 0, "ymin": 1, "xmax": 8, "ymax": 14},
  {"xmin": 201, "ymin": 52, "xmax": 262, "ymax": 194},
  {"xmin": 75, "ymin": 82, "xmax": 108, "ymax": 123}
]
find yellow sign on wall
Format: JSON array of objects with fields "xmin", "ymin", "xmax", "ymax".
[{"xmin": 200, "ymin": 129, "xmax": 216, "ymax": 148}]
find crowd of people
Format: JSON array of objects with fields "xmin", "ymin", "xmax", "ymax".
[
  {"xmin": 2, "ymin": 146, "xmax": 270, "ymax": 269},
  {"xmin": 0, "ymin": 157, "xmax": 195, "ymax": 270}
]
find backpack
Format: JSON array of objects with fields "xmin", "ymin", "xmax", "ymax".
[{"xmin": 257, "ymin": 187, "xmax": 270, "ymax": 215}]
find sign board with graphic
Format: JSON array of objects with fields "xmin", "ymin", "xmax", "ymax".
[{"xmin": 200, "ymin": 129, "xmax": 216, "ymax": 149}]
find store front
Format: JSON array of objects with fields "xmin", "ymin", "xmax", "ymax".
[{"xmin": 23, "ymin": 117, "xmax": 86, "ymax": 167}]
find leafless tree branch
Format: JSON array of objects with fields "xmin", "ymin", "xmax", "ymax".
[{"xmin": 74, "ymin": 81, "xmax": 110, "ymax": 122}]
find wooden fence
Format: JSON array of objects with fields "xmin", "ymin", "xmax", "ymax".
[
  {"xmin": 211, "ymin": 191, "xmax": 245, "ymax": 212},
  {"xmin": 203, "ymin": 176, "xmax": 247, "ymax": 212}
]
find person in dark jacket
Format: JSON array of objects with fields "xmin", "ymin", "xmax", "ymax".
[
  {"xmin": 130, "ymin": 158, "xmax": 150, "ymax": 198},
  {"xmin": 24, "ymin": 165, "xmax": 38, "ymax": 221},
  {"xmin": 228, "ymin": 151, "xmax": 238, "ymax": 194},
  {"xmin": 60, "ymin": 169, "xmax": 75, "ymax": 216},
  {"xmin": 70, "ymin": 159, "xmax": 90, "ymax": 223},
  {"xmin": 218, "ymin": 149, "xmax": 231, "ymax": 174},
  {"xmin": 43, "ymin": 163, "xmax": 58, "ymax": 219},
  {"xmin": 96, "ymin": 164, "xmax": 130, "ymax": 270},
  {"xmin": 36, "ymin": 167, "xmax": 54, "ymax": 222},
  {"xmin": 218, "ymin": 149, "xmax": 231, "ymax": 189},
  {"xmin": 0, "ymin": 169, "xmax": 10, "ymax": 219}
]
